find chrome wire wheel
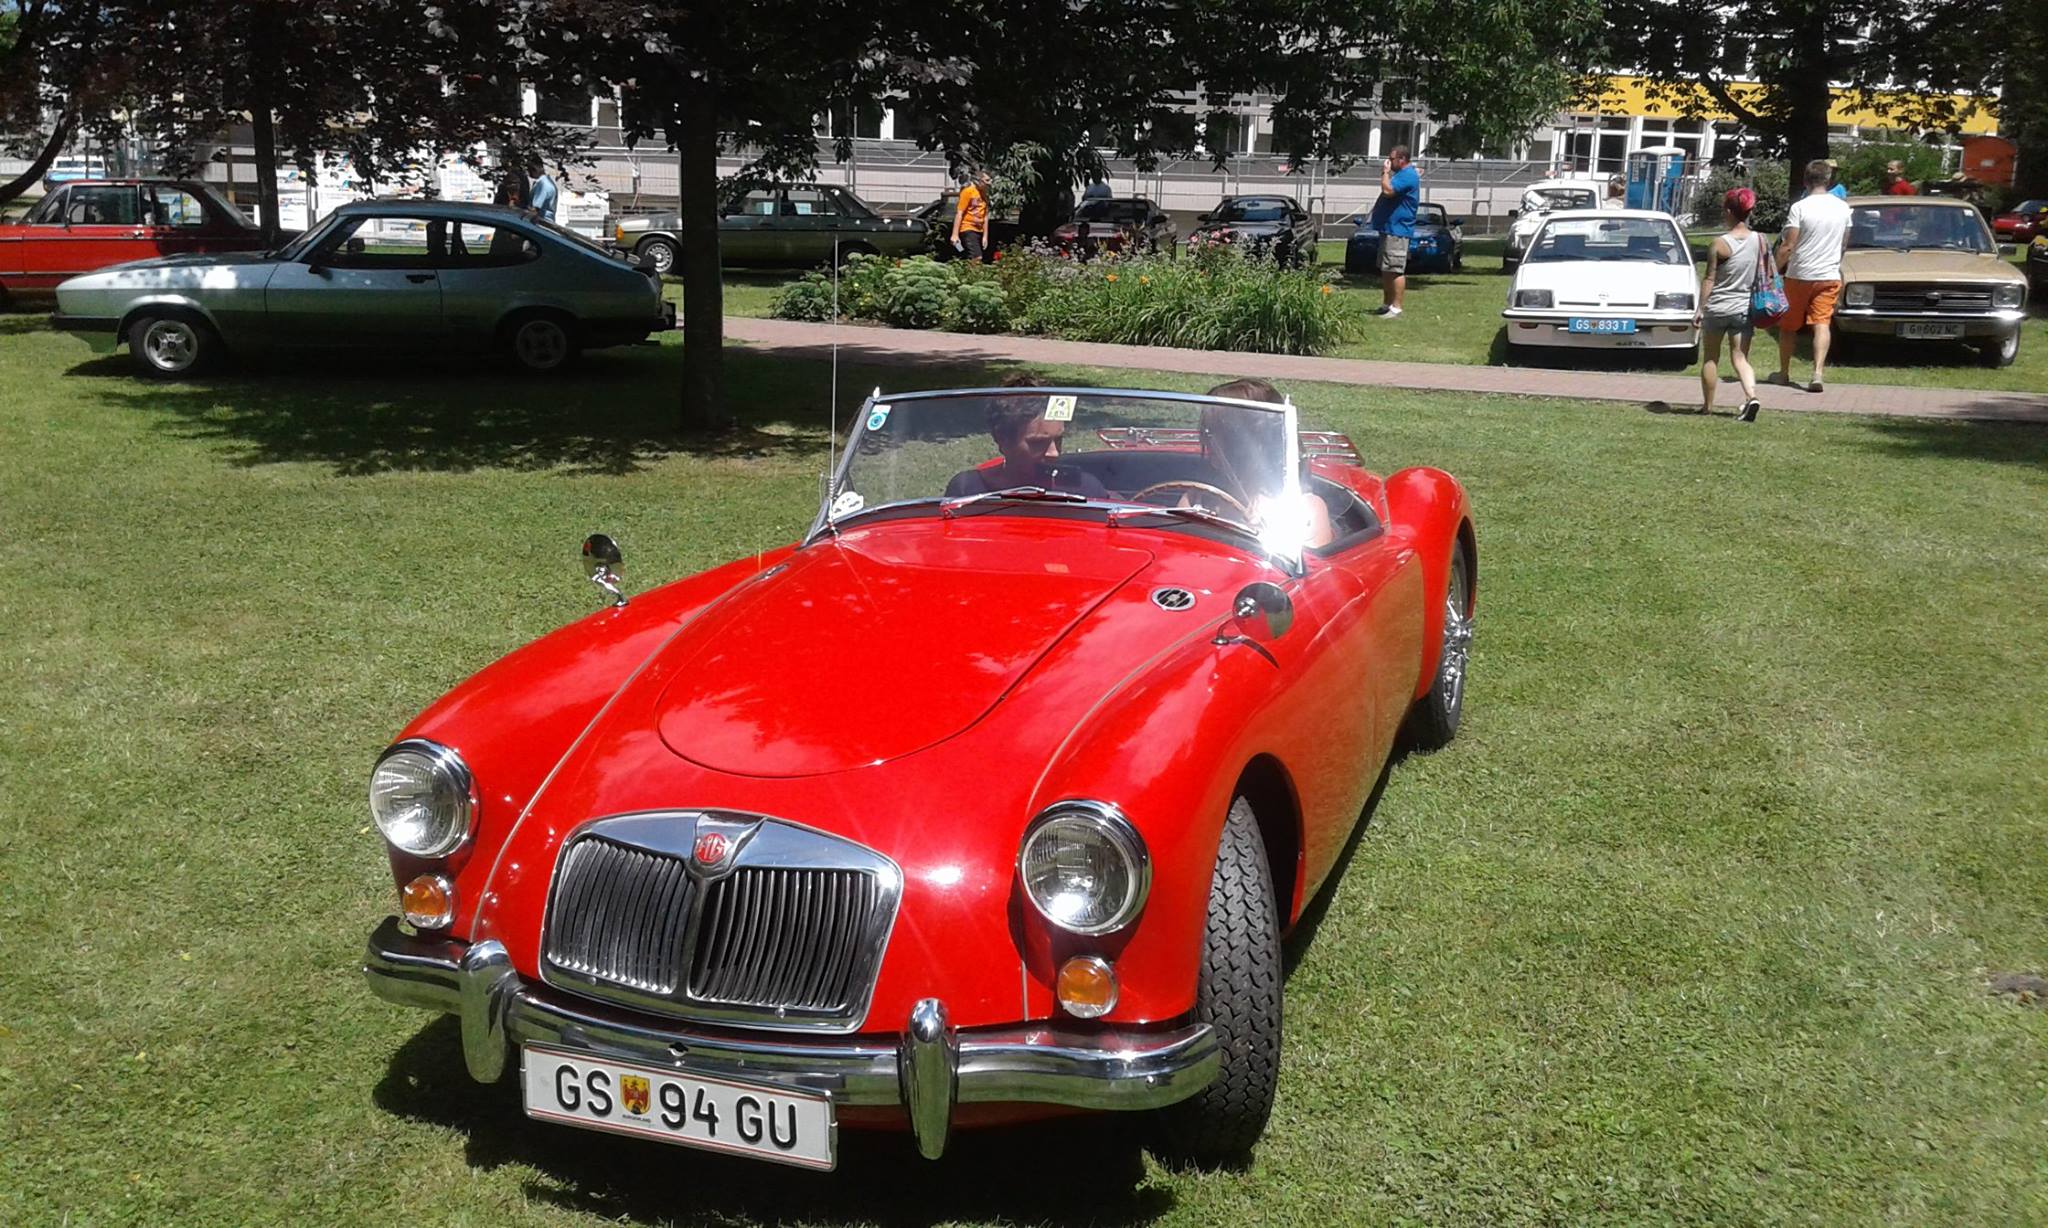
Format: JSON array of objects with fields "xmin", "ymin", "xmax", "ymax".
[
  {"xmin": 142, "ymin": 318, "xmax": 201, "ymax": 373},
  {"xmin": 1439, "ymin": 548, "xmax": 1474, "ymax": 718},
  {"xmin": 512, "ymin": 317, "xmax": 572, "ymax": 372}
]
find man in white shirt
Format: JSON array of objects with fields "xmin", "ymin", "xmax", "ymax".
[{"xmin": 1772, "ymin": 158, "xmax": 1853, "ymax": 392}]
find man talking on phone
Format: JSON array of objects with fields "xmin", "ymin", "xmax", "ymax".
[{"xmin": 1373, "ymin": 146, "xmax": 1421, "ymax": 317}]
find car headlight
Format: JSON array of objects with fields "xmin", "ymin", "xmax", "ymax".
[
  {"xmin": 1513, "ymin": 289, "xmax": 1553, "ymax": 309},
  {"xmin": 1018, "ymin": 801, "xmax": 1149, "ymax": 935},
  {"xmin": 369, "ymin": 739, "xmax": 476, "ymax": 856},
  {"xmin": 1654, "ymin": 292, "xmax": 1693, "ymax": 312},
  {"xmin": 1844, "ymin": 283, "xmax": 1874, "ymax": 308},
  {"xmin": 1993, "ymin": 283, "xmax": 2024, "ymax": 309}
]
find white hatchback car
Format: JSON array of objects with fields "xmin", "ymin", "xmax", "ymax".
[{"xmin": 1501, "ymin": 210, "xmax": 1699, "ymax": 357}]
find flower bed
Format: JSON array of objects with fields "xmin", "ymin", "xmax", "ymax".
[{"xmin": 774, "ymin": 244, "xmax": 1360, "ymax": 355}]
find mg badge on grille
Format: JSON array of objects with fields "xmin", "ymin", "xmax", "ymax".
[{"xmin": 693, "ymin": 831, "xmax": 732, "ymax": 868}]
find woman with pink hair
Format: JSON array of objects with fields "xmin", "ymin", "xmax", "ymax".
[{"xmin": 1698, "ymin": 187, "xmax": 1764, "ymax": 422}]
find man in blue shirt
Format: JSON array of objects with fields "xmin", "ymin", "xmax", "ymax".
[
  {"xmin": 1373, "ymin": 145, "xmax": 1421, "ymax": 317},
  {"xmin": 527, "ymin": 161, "xmax": 560, "ymax": 223}
]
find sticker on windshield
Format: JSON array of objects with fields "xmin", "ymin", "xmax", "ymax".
[
  {"xmin": 866, "ymin": 404, "xmax": 891, "ymax": 431},
  {"xmin": 830, "ymin": 489, "xmax": 865, "ymax": 519},
  {"xmin": 1044, "ymin": 395, "xmax": 1076, "ymax": 422}
]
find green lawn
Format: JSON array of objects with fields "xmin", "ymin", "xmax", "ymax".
[{"xmin": 3, "ymin": 315, "xmax": 2046, "ymax": 1226}]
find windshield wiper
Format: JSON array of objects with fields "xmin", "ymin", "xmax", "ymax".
[
  {"xmin": 1107, "ymin": 502, "xmax": 1260, "ymax": 541},
  {"xmin": 941, "ymin": 486, "xmax": 1091, "ymax": 515}
]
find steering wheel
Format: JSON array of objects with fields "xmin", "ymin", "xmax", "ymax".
[{"xmin": 1129, "ymin": 480, "xmax": 1255, "ymax": 522}]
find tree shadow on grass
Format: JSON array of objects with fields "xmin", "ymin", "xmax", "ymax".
[
  {"xmin": 1847, "ymin": 416, "xmax": 2048, "ymax": 467},
  {"xmin": 374, "ymin": 1016, "xmax": 1173, "ymax": 1227},
  {"xmin": 65, "ymin": 344, "xmax": 1012, "ymax": 477}
]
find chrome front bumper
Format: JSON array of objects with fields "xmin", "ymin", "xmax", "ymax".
[{"xmin": 363, "ymin": 917, "xmax": 1218, "ymax": 1159}]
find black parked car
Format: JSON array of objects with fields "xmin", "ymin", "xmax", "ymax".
[
  {"xmin": 1344, "ymin": 202, "xmax": 1465, "ymax": 275},
  {"xmin": 1051, "ymin": 197, "xmax": 1177, "ymax": 258},
  {"xmin": 908, "ymin": 191, "xmax": 1025, "ymax": 261},
  {"xmin": 1186, "ymin": 195, "xmax": 1320, "ymax": 266}
]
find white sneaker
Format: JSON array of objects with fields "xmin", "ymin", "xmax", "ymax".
[{"xmin": 1383, "ymin": 306, "xmax": 1403, "ymax": 318}]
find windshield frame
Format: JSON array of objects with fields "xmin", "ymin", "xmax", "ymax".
[
  {"xmin": 807, "ymin": 386, "xmax": 1306, "ymax": 572},
  {"xmin": 1846, "ymin": 202, "xmax": 1995, "ymax": 254},
  {"xmin": 1525, "ymin": 214, "xmax": 1690, "ymax": 266}
]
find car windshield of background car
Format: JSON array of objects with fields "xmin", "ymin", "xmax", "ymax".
[
  {"xmin": 1414, "ymin": 205, "xmax": 1448, "ymax": 228},
  {"xmin": 823, "ymin": 391, "xmax": 1310, "ymax": 559},
  {"xmin": 1216, "ymin": 200, "xmax": 1290, "ymax": 223},
  {"xmin": 1526, "ymin": 217, "xmax": 1686, "ymax": 264},
  {"xmin": 194, "ymin": 183, "xmax": 258, "ymax": 230},
  {"xmin": 1076, "ymin": 200, "xmax": 1147, "ymax": 222},
  {"xmin": 1524, "ymin": 187, "xmax": 1597, "ymax": 213},
  {"xmin": 1848, "ymin": 204, "xmax": 1992, "ymax": 253}
]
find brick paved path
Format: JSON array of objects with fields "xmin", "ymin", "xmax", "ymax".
[{"xmin": 725, "ymin": 318, "xmax": 2048, "ymax": 425}]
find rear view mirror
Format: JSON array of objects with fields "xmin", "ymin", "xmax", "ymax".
[{"xmin": 1506, "ymin": 208, "xmax": 1519, "ymax": 219}]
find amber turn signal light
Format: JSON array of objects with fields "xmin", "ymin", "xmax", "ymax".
[
  {"xmin": 1056, "ymin": 955, "xmax": 1118, "ymax": 1019},
  {"xmin": 401, "ymin": 874, "xmax": 455, "ymax": 930}
]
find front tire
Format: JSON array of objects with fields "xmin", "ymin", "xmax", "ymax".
[
  {"xmin": 638, "ymin": 237, "xmax": 678, "ymax": 275},
  {"xmin": 1153, "ymin": 797, "xmax": 1283, "ymax": 1168},
  {"xmin": 1978, "ymin": 331, "xmax": 2019, "ymax": 368},
  {"xmin": 128, "ymin": 313, "xmax": 217, "ymax": 378},
  {"xmin": 1407, "ymin": 537, "xmax": 1473, "ymax": 750}
]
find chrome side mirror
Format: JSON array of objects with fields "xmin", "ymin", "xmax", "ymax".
[
  {"xmin": 1233, "ymin": 582, "xmax": 1293, "ymax": 639},
  {"xmin": 581, "ymin": 533, "xmax": 627, "ymax": 607}
]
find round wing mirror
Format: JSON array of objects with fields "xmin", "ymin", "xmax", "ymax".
[
  {"xmin": 581, "ymin": 533, "xmax": 627, "ymax": 607},
  {"xmin": 1233, "ymin": 581, "xmax": 1293, "ymax": 639}
]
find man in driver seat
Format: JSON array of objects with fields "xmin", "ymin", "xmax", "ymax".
[{"xmin": 944, "ymin": 380, "xmax": 1111, "ymax": 500}]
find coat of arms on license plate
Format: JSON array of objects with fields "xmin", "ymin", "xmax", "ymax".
[{"xmin": 621, "ymin": 1074, "xmax": 651, "ymax": 1116}]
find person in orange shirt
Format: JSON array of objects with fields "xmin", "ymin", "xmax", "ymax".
[{"xmin": 951, "ymin": 168, "xmax": 992, "ymax": 262}]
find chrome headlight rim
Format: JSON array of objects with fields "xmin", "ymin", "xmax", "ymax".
[
  {"xmin": 1992, "ymin": 283, "xmax": 2024, "ymax": 309},
  {"xmin": 1844, "ymin": 282, "xmax": 1875, "ymax": 308},
  {"xmin": 1017, "ymin": 800, "xmax": 1151, "ymax": 936},
  {"xmin": 369, "ymin": 738, "xmax": 477, "ymax": 858}
]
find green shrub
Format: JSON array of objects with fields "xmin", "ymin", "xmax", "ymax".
[
  {"xmin": 1831, "ymin": 140, "xmax": 1947, "ymax": 195},
  {"xmin": 947, "ymin": 282, "xmax": 1010, "ymax": 333},
  {"xmin": 839, "ymin": 252, "xmax": 894, "ymax": 319},
  {"xmin": 876, "ymin": 257, "xmax": 955, "ymax": 330},
  {"xmin": 1021, "ymin": 247, "xmax": 1359, "ymax": 355},
  {"xmin": 1701, "ymin": 161, "xmax": 1791, "ymax": 232},
  {"xmin": 771, "ymin": 272, "xmax": 837, "ymax": 322}
]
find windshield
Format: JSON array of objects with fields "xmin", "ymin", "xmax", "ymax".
[
  {"xmin": 1522, "ymin": 187, "xmax": 1598, "ymax": 213},
  {"xmin": 1214, "ymin": 199, "xmax": 1292, "ymax": 223},
  {"xmin": 818, "ymin": 389, "xmax": 1309, "ymax": 561},
  {"xmin": 1414, "ymin": 204, "xmax": 1448, "ymax": 228},
  {"xmin": 1848, "ymin": 203, "xmax": 1993, "ymax": 253},
  {"xmin": 1526, "ymin": 216, "xmax": 1688, "ymax": 265},
  {"xmin": 1075, "ymin": 200, "xmax": 1148, "ymax": 222}
]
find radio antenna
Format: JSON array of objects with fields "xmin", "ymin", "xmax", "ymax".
[{"xmin": 827, "ymin": 236, "xmax": 841, "ymax": 502}]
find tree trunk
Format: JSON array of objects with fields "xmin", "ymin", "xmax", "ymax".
[
  {"xmin": 252, "ymin": 103, "xmax": 282, "ymax": 245},
  {"xmin": 677, "ymin": 79, "xmax": 730, "ymax": 432},
  {"xmin": 1781, "ymin": 18, "xmax": 1834, "ymax": 192},
  {"xmin": 0, "ymin": 112, "xmax": 76, "ymax": 209}
]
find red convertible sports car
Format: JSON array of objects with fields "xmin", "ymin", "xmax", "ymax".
[{"xmin": 362, "ymin": 385, "xmax": 1476, "ymax": 1170}]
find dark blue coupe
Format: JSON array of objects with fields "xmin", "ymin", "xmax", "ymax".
[{"xmin": 1344, "ymin": 203, "xmax": 1465, "ymax": 275}]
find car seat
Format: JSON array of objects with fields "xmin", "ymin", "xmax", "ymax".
[{"xmin": 1625, "ymin": 233, "xmax": 1664, "ymax": 257}]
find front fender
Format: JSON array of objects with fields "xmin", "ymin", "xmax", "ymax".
[
  {"xmin": 380, "ymin": 547, "xmax": 795, "ymax": 937},
  {"xmin": 1384, "ymin": 466, "xmax": 1473, "ymax": 698}
]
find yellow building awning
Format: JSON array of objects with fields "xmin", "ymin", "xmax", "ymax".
[{"xmin": 1591, "ymin": 75, "xmax": 1999, "ymax": 135}]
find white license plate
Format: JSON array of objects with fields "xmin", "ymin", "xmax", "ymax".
[
  {"xmin": 1898, "ymin": 321, "xmax": 1965, "ymax": 339},
  {"xmin": 521, "ymin": 1045, "xmax": 836, "ymax": 1170},
  {"xmin": 1568, "ymin": 317, "xmax": 1637, "ymax": 334}
]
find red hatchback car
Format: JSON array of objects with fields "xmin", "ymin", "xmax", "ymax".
[
  {"xmin": 361, "ymin": 385, "xmax": 1476, "ymax": 1170},
  {"xmin": 0, "ymin": 179, "xmax": 267, "ymax": 301},
  {"xmin": 1992, "ymin": 199, "xmax": 2048, "ymax": 243}
]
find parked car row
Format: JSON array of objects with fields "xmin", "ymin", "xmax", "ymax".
[{"xmin": 1501, "ymin": 196, "xmax": 2030, "ymax": 367}]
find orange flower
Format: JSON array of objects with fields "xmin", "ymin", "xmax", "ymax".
[
  {"xmin": 1106, "ymin": 272, "xmax": 1118, "ymax": 282},
  {"xmin": 1320, "ymin": 284, "xmax": 1333, "ymax": 295},
  {"xmin": 1139, "ymin": 275, "xmax": 1151, "ymax": 285}
]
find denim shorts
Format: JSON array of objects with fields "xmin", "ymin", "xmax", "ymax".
[{"xmin": 1702, "ymin": 311, "xmax": 1752, "ymax": 338}]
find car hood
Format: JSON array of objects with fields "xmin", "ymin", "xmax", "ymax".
[
  {"xmin": 652, "ymin": 523, "xmax": 1155, "ymax": 777},
  {"xmin": 1196, "ymin": 221, "xmax": 1289, "ymax": 237},
  {"xmin": 1840, "ymin": 249, "xmax": 2024, "ymax": 282},
  {"xmin": 1510, "ymin": 259, "xmax": 1694, "ymax": 300}
]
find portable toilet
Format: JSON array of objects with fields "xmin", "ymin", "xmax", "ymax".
[{"xmin": 1625, "ymin": 145, "xmax": 1689, "ymax": 213}]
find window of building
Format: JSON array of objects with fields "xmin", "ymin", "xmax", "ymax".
[{"xmin": 536, "ymin": 92, "xmax": 593, "ymax": 126}]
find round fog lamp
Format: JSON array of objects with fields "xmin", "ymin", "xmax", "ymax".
[
  {"xmin": 1056, "ymin": 955, "xmax": 1118, "ymax": 1018},
  {"xmin": 401, "ymin": 874, "xmax": 455, "ymax": 929}
]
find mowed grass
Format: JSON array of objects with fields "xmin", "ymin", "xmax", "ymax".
[{"xmin": 2, "ymin": 314, "xmax": 2046, "ymax": 1227}]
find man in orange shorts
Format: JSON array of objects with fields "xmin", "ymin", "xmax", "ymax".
[{"xmin": 1771, "ymin": 158, "xmax": 1852, "ymax": 392}]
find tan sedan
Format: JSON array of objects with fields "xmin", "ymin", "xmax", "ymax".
[{"xmin": 1833, "ymin": 195, "xmax": 2029, "ymax": 367}]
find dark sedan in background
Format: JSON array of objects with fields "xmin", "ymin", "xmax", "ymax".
[
  {"xmin": 1186, "ymin": 195, "xmax": 1320, "ymax": 266},
  {"xmin": 56, "ymin": 199, "xmax": 670, "ymax": 377},
  {"xmin": 613, "ymin": 184, "xmax": 925, "ymax": 271},
  {"xmin": 1344, "ymin": 203, "xmax": 1465, "ymax": 275},
  {"xmin": 1051, "ymin": 197, "xmax": 1177, "ymax": 258},
  {"xmin": 907, "ymin": 190, "xmax": 1026, "ymax": 260}
]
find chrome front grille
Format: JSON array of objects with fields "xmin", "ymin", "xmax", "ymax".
[
  {"xmin": 690, "ymin": 867, "xmax": 878, "ymax": 1010},
  {"xmin": 545, "ymin": 837, "xmax": 694, "ymax": 993},
  {"xmin": 1869, "ymin": 282, "xmax": 1994, "ymax": 313},
  {"xmin": 539, "ymin": 811, "xmax": 902, "ymax": 1033}
]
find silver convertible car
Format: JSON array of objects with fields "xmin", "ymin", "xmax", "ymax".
[{"xmin": 53, "ymin": 199, "xmax": 674, "ymax": 376}]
